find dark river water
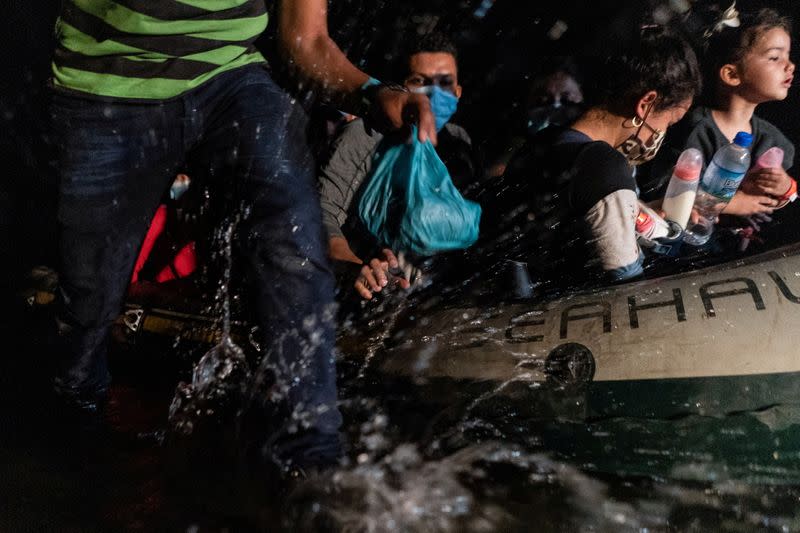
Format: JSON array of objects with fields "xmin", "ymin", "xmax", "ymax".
[{"xmin": 3, "ymin": 297, "xmax": 800, "ymax": 533}]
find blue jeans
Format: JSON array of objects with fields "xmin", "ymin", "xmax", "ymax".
[{"xmin": 50, "ymin": 66, "xmax": 342, "ymax": 462}]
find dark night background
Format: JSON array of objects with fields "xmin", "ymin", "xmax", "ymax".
[
  {"xmin": 2, "ymin": 2, "xmax": 800, "ymax": 530},
  {"xmin": 2, "ymin": 0, "xmax": 800, "ymax": 305}
]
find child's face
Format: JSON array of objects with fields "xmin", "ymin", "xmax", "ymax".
[{"xmin": 737, "ymin": 27, "xmax": 795, "ymax": 104}]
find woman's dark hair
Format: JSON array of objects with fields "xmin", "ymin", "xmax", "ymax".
[
  {"xmin": 583, "ymin": 28, "xmax": 701, "ymax": 114},
  {"xmin": 704, "ymin": 9, "xmax": 792, "ymax": 89}
]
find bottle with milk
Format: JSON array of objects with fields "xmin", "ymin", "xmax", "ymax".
[{"xmin": 662, "ymin": 148, "xmax": 703, "ymax": 230}]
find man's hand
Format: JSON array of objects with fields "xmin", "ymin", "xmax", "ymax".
[
  {"xmin": 374, "ymin": 88, "xmax": 437, "ymax": 145},
  {"xmin": 741, "ymin": 167, "xmax": 793, "ymax": 197},
  {"xmin": 278, "ymin": 0, "xmax": 436, "ymax": 143},
  {"xmin": 721, "ymin": 191, "xmax": 777, "ymax": 216},
  {"xmin": 354, "ymin": 248, "xmax": 411, "ymax": 300}
]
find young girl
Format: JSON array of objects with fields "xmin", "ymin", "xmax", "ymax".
[{"xmin": 644, "ymin": 8, "xmax": 796, "ymax": 217}]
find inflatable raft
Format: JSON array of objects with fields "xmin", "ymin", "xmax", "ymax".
[
  {"xmin": 359, "ymin": 243, "xmax": 800, "ymax": 389},
  {"xmin": 339, "ymin": 243, "xmax": 800, "ymax": 483}
]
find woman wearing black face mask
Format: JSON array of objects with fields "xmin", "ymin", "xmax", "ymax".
[
  {"xmin": 526, "ymin": 63, "xmax": 585, "ymax": 134},
  {"xmin": 483, "ymin": 28, "xmax": 701, "ymax": 288}
]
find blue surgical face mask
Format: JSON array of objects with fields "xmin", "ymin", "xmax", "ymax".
[{"xmin": 414, "ymin": 85, "xmax": 458, "ymax": 131}]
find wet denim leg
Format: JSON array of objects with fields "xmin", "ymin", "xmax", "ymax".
[
  {"xmin": 192, "ymin": 68, "xmax": 342, "ymax": 464},
  {"xmin": 50, "ymin": 93, "xmax": 183, "ymax": 403}
]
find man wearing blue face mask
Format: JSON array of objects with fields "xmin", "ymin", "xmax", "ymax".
[
  {"xmin": 318, "ymin": 32, "xmax": 475, "ymax": 300},
  {"xmin": 404, "ymin": 53, "xmax": 462, "ymax": 132}
]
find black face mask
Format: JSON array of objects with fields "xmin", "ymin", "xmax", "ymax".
[
  {"xmin": 615, "ymin": 104, "xmax": 666, "ymax": 165},
  {"xmin": 527, "ymin": 102, "xmax": 583, "ymax": 133}
]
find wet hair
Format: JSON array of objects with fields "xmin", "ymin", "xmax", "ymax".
[
  {"xmin": 582, "ymin": 28, "xmax": 701, "ymax": 114},
  {"xmin": 704, "ymin": 9, "xmax": 792, "ymax": 85},
  {"xmin": 397, "ymin": 31, "xmax": 459, "ymax": 76}
]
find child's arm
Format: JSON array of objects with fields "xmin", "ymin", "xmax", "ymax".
[
  {"xmin": 743, "ymin": 167, "xmax": 797, "ymax": 208},
  {"xmin": 721, "ymin": 191, "xmax": 777, "ymax": 216}
]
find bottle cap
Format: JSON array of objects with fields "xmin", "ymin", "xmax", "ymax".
[
  {"xmin": 673, "ymin": 147, "xmax": 703, "ymax": 181},
  {"xmin": 635, "ymin": 210, "xmax": 654, "ymax": 234},
  {"xmin": 733, "ymin": 131, "xmax": 753, "ymax": 148}
]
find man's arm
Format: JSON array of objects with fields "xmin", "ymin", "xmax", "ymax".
[
  {"xmin": 278, "ymin": 0, "xmax": 436, "ymax": 143},
  {"xmin": 329, "ymin": 236, "xmax": 411, "ymax": 299},
  {"xmin": 277, "ymin": 0, "xmax": 368, "ymax": 96},
  {"xmin": 318, "ymin": 120, "xmax": 382, "ymax": 243}
]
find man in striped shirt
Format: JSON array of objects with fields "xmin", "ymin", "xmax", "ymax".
[{"xmin": 49, "ymin": 0, "xmax": 436, "ymax": 472}]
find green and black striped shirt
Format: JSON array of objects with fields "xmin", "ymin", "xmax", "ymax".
[{"xmin": 52, "ymin": 0, "xmax": 268, "ymax": 100}]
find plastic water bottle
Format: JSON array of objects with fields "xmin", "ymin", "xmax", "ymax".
[
  {"xmin": 662, "ymin": 148, "xmax": 703, "ymax": 229},
  {"xmin": 683, "ymin": 132, "xmax": 752, "ymax": 246}
]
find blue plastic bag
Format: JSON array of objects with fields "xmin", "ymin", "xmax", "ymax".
[{"xmin": 358, "ymin": 127, "xmax": 481, "ymax": 256}]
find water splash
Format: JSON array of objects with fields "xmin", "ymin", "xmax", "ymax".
[
  {"xmin": 245, "ymin": 305, "xmax": 337, "ymax": 440},
  {"xmin": 168, "ymin": 217, "xmax": 250, "ymax": 435},
  {"xmin": 281, "ymin": 438, "xmax": 698, "ymax": 533},
  {"xmin": 286, "ymin": 442, "xmax": 510, "ymax": 532},
  {"xmin": 169, "ymin": 337, "xmax": 250, "ymax": 435},
  {"xmin": 357, "ymin": 293, "xmax": 412, "ymax": 379}
]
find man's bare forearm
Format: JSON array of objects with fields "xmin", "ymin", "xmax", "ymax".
[
  {"xmin": 277, "ymin": 0, "xmax": 437, "ymax": 142},
  {"xmin": 278, "ymin": 0, "xmax": 370, "ymax": 100}
]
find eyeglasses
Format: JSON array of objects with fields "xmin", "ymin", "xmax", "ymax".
[{"xmin": 404, "ymin": 74, "xmax": 456, "ymax": 90}]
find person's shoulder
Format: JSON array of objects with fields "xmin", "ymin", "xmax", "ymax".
[
  {"xmin": 567, "ymin": 140, "xmax": 635, "ymax": 213},
  {"xmin": 337, "ymin": 117, "xmax": 383, "ymax": 144},
  {"xmin": 324, "ymin": 118, "xmax": 383, "ymax": 162},
  {"xmin": 527, "ymin": 127, "xmax": 630, "ymax": 186},
  {"xmin": 441, "ymin": 122, "xmax": 472, "ymax": 146},
  {"xmin": 319, "ymin": 117, "xmax": 384, "ymax": 178},
  {"xmin": 575, "ymin": 141, "xmax": 631, "ymax": 178}
]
